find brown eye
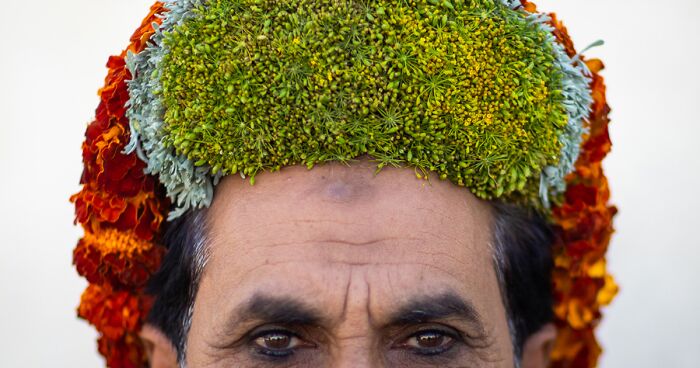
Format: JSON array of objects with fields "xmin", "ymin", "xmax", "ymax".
[
  {"xmin": 396, "ymin": 329, "xmax": 457, "ymax": 356},
  {"xmin": 254, "ymin": 331, "xmax": 299, "ymax": 350},
  {"xmin": 414, "ymin": 331, "xmax": 448, "ymax": 348},
  {"xmin": 407, "ymin": 330, "xmax": 452, "ymax": 349}
]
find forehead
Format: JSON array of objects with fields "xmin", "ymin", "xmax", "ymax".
[{"xmin": 200, "ymin": 162, "xmax": 503, "ymax": 320}]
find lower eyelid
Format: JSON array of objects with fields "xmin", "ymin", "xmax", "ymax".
[
  {"xmin": 248, "ymin": 337, "xmax": 317, "ymax": 361},
  {"xmin": 254, "ymin": 347, "xmax": 294, "ymax": 357},
  {"xmin": 249, "ymin": 345, "xmax": 325, "ymax": 367},
  {"xmin": 411, "ymin": 342, "xmax": 454, "ymax": 356},
  {"xmin": 388, "ymin": 345, "xmax": 462, "ymax": 366},
  {"xmin": 248, "ymin": 346, "xmax": 296, "ymax": 364}
]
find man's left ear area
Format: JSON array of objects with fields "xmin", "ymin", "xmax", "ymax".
[
  {"xmin": 140, "ymin": 324, "xmax": 179, "ymax": 368},
  {"xmin": 520, "ymin": 323, "xmax": 557, "ymax": 368}
]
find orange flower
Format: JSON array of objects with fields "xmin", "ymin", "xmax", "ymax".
[
  {"xmin": 81, "ymin": 122, "xmax": 152, "ymax": 197},
  {"xmin": 71, "ymin": 7, "xmax": 168, "ymax": 241},
  {"xmin": 78, "ymin": 284, "xmax": 152, "ymax": 340},
  {"xmin": 127, "ymin": 2, "xmax": 167, "ymax": 55},
  {"xmin": 530, "ymin": 1, "xmax": 619, "ymax": 366},
  {"xmin": 72, "ymin": 188, "xmax": 128, "ymax": 224},
  {"xmin": 72, "ymin": 3, "xmax": 167, "ymax": 367},
  {"xmin": 550, "ymin": 326, "xmax": 602, "ymax": 368},
  {"xmin": 71, "ymin": 188, "xmax": 166, "ymax": 241},
  {"xmin": 97, "ymin": 333, "xmax": 148, "ymax": 368},
  {"xmin": 79, "ymin": 284, "xmax": 151, "ymax": 368},
  {"xmin": 74, "ymin": 228, "xmax": 165, "ymax": 288}
]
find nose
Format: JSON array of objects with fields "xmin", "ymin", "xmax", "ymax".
[{"xmin": 332, "ymin": 338, "xmax": 383, "ymax": 368}]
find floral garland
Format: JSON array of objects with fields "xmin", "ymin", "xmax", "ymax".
[
  {"xmin": 71, "ymin": 1, "xmax": 616, "ymax": 367},
  {"xmin": 534, "ymin": 2, "xmax": 618, "ymax": 366},
  {"xmin": 71, "ymin": 3, "xmax": 168, "ymax": 367}
]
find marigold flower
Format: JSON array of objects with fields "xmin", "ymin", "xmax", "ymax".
[
  {"xmin": 71, "ymin": 188, "xmax": 166, "ymax": 241},
  {"xmin": 97, "ymin": 333, "xmax": 148, "ymax": 368},
  {"xmin": 543, "ymin": 2, "xmax": 618, "ymax": 365},
  {"xmin": 74, "ymin": 228, "xmax": 164, "ymax": 288},
  {"xmin": 78, "ymin": 284, "xmax": 151, "ymax": 340},
  {"xmin": 72, "ymin": 4, "xmax": 167, "ymax": 366}
]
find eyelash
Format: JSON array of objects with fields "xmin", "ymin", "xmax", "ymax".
[
  {"xmin": 248, "ymin": 328, "xmax": 300, "ymax": 359},
  {"xmin": 399, "ymin": 327, "xmax": 461, "ymax": 356}
]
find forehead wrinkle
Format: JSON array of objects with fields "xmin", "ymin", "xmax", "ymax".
[
  {"xmin": 209, "ymin": 217, "xmax": 474, "ymax": 253},
  {"xmin": 223, "ymin": 259, "xmax": 471, "ymax": 296},
  {"xmin": 206, "ymin": 236, "xmax": 440, "ymax": 266},
  {"xmin": 269, "ymin": 236, "xmax": 428, "ymax": 248},
  {"xmin": 206, "ymin": 218, "xmax": 373, "ymax": 245},
  {"xmin": 236, "ymin": 203, "xmax": 465, "ymax": 228},
  {"xmin": 340, "ymin": 269, "xmax": 353, "ymax": 321},
  {"xmin": 201, "ymin": 226, "xmax": 495, "ymax": 308},
  {"xmin": 206, "ymin": 210, "xmax": 490, "ymax": 284},
  {"xmin": 336, "ymin": 265, "xmax": 376, "ymax": 336},
  {"xmin": 207, "ymin": 170, "xmax": 492, "ymax": 255},
  {"xmin": 204, "ymin": 222, "xmax": 493, "ymax": 279},
  {"xmin": 207, "ymin": 237, "xmax": 483, "ymax": 285},
  {"xmin": 366, "ymin": 281, "xmax": 373, "ymax": 327},
  {"xmin": 196, "ymin": 251, "xmax": 493, "ymax": 332}
]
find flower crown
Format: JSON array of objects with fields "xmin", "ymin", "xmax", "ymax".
[{"xmin": 71, "ymin": 0, "xmax": 617, "ymax": 367}]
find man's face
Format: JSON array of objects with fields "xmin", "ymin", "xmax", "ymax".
[{"xmin": 180, "ymin": 159, "xmax": 523, "ymax": 367}]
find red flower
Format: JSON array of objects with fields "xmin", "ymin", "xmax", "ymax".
[
  {"xmin": 97, "ymin": 334, "xmax": 148, "ymax": 368},
  {"xmin": 72, "ymin": 188, "xmax": 128, "ymax": 224},
  {"xmin": 80, "ymin": 124, "xmax": 149, "ymax": 197},
  {"xmin": 78, "ymin": 284, "xmax": 152, "ymax": 367},
  {"xmin": 78, "ymin": 284, "xmax": 152, "ymax": 340},
  {"xmin": 72, "ymin": 3, "xmax": 168, "ymax": 366},
  {"xmin": 516, "ymin": 1, "xmax": 618, "ymax": 367},
  {"xmin": 74, "ymin": 228, "xmax": 165, "ymax": 288}
]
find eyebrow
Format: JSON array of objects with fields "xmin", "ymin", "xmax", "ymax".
[
  {"xmin": 229, "ymin": 294, "xmax": 325, "ymax": 328},
  {"xmin": 388, "ymin": 292, "xmax": 487, "ymax": 333},
  {"xmin": 228, "ymin": 292, "xmax": 484, "ymax": 329}
]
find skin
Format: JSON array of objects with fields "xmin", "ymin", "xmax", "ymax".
[{"xmin": 142, "ymin": 158, "xmax": 555, "ymax": 367}]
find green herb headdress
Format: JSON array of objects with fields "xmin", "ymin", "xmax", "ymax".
[{"xmin": 125, "ymin": 0, "xmax": 592, "ymax": 219}]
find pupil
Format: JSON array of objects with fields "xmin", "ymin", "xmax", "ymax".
[
  {"xmin": 264, "ymin": 333, "xmax": 291, "ymax": 349},
  {"xmin": 417, "ymin": 332, "xmax": 443, "ymax": 348}
]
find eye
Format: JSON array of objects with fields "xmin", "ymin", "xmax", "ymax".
[
  {"xmin": 250, "ymin": 329, "xmax": 311, "ymax": 358},
  {"xmin": 398, "ymin": 329, "xmax": 457, "ymax": 356},
  {"xmin": 254, "ymin": 331, "xmax": 298, "ymax": 352}
]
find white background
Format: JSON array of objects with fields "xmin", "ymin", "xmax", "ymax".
[{"xmin": 0, "ymin": 0, "xmax": 698, "ymax": 366}]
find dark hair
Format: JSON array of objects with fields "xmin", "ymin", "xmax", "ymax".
[
  {"xmin": 146, "ymin": 202, "xmax": 554, "ymax": 363},
  {"xmin": 490, "ymin": 202, "xmax": 554, "ymax": 359},
  {"xmin": 146, "ymin": 208, "xmax": 210, "ymax": 363}
]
